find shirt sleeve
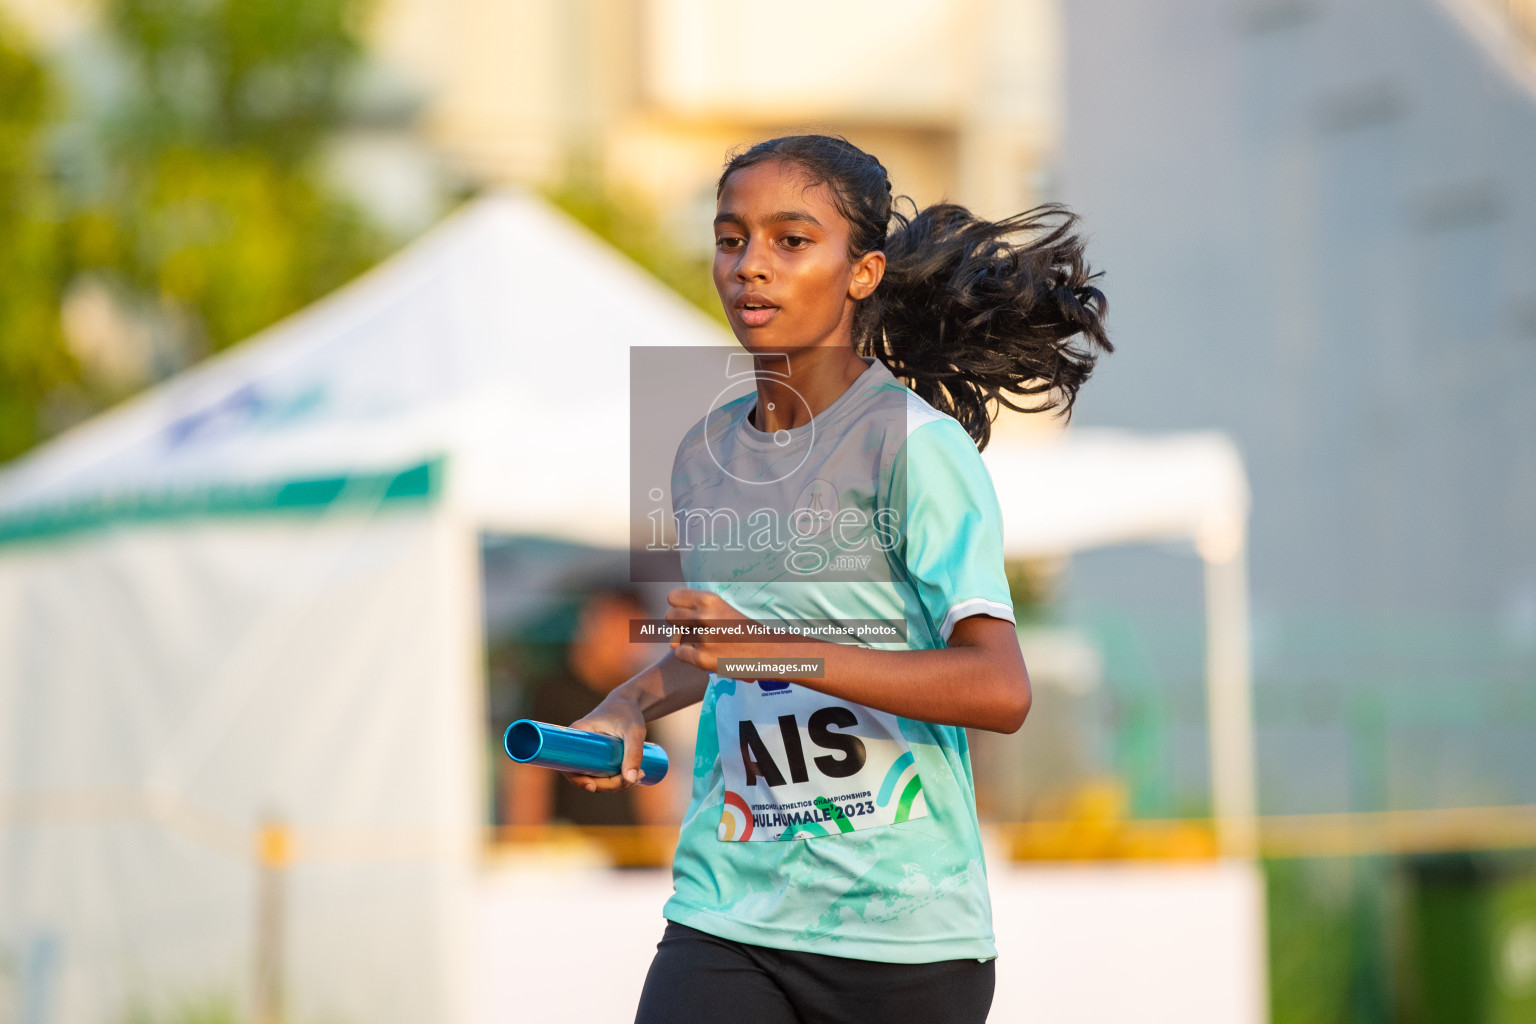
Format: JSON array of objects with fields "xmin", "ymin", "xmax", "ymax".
[{"xmin": 890, "ymin": 416, "xmax": 1017, "ymax": 645}]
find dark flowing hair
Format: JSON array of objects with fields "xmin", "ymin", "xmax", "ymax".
[{"xmin": 717, "ymin": 134, "xmax": 1112, "ymax": 451}]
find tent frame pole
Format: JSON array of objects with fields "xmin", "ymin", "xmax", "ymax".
[{"xmin": 1202, "ymin": 540, "xmax": 1259, "ymax": 859}]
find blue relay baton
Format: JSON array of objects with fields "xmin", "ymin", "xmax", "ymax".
[{"xmin": 502, "ymin": 719, "xmax": 669, "ymax": 785}]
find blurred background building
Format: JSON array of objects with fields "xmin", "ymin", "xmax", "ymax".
[
  {"xmin": 1059, "ymin": 1, "xmax": 1536, "ymax": 1020},
  {"xmin": 366, "ymin": 0, "xmax": 1058, "ymax": 237},
  {"xmin": 1064, "ymin": 0, "xmax": 1536, "ymax": 817}
]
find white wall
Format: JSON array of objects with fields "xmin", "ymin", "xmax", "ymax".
[
  {"xmin": 0, "ymin": 512, "xmax": 480, "ymax": 1024},
  {"xmin": 475, "ymin": 857, "xmax": 1268, "ymax": 1024}
]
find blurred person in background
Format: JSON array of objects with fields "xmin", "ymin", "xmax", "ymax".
[{"xmin": 500, "ymin": 585, "xmax": 681, "ymax": 828}]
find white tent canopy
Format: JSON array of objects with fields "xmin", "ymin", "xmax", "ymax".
[
  {"xmin": 0, "ymin": 190, "xmax": 730, "ymax": 546},
  {"xmin": 984, "ymin": 430, "xmax": 1248, "ymax": 561},
  {"xmin": 984, "ymin": 429, "xmax": 1257, "ymax": 860},
  {"xmin": 0, "ymin": 193, "xmax": 1255, "ymax": 1024}
]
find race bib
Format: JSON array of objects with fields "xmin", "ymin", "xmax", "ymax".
[{"xmin": 714, "ymin": 678, "xmax": 928, "ymax": 842}]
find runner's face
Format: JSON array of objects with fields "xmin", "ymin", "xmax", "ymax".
[{"xmin": 713, "ymin": 160, "xmax": 879, "ymax": 352}]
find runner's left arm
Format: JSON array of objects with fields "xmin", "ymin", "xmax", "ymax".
[{"xmin": 666, "ymin": 588, "xmax": 1029, "ymax": 733}]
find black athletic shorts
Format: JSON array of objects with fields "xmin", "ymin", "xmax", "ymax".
[{"xmin": 634, "ymin": 921, "xmax": 996, "ymax": 1024}]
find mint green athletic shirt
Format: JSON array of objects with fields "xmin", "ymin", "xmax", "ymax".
[{"xmin": 661, "ymin": 357, "xmax": 1016, "ymax": 963}]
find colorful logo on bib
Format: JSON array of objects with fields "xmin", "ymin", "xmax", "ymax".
[
  {"xmin": 875, "ymin": 750, "xmax": 926, "ymax": 824},
  {"xmin": 714, "ymin": 686, "xmax": 929, "ymax": 842},
  {"xmin": 718, "ymin": 790, "xmax": 754, "ymax": 841}
]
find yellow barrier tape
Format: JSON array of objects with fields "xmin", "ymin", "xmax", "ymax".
[{"xmin": 7, "ymin": 789, "xmax": 1536, "ymax": 865}]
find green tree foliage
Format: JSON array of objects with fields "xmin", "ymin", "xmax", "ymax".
[
  {"xmin": 74, "ymin": 143, "xmax": 383, "ymax": 351},
  {"xmin": 80, "ymin": 0, "xmax": 388, "ymax": 352},
  {"xmin": 0, "ymin": 0, "xmax": 390, "ymax": 465},
  {"xmin": 0, "ymin": 19, "xmax": 77, "ymax": 462},
  {"xmin": 104, "ymin": 0, "xmax": 366, "ymax": 163},
  {"xmin": 126, "ymin": 991, "xmax": 242, "ymax": 1024}
]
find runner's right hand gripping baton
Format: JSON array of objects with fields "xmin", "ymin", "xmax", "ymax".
[{"xmin": 502, "ymin": 719, "xmax": 669, "ymax": 785}]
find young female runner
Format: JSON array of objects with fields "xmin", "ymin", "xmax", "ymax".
[{"xmin": 567, "ymin": 134, "xmax": 1110, "ymax": 1024}]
